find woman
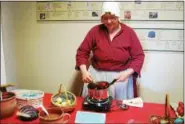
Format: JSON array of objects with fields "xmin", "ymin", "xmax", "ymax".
[{"xmin": 75, "ymin": 2, "xmax": 145, "ymax": 100}]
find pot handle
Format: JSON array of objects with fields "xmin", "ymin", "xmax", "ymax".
[
  {"xmin": 109, "ymin": 79, "xmax": 117, "ymax": 86},
  {"xmin": 61, "ymin": 113, "xmax": 71, "ymax": 124}
]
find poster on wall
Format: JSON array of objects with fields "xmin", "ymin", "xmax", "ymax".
[
  {"xmin": 135, "ymin": 29, "xmax": 184, "ymax": 52},
  {"xmin": 37, "ymin": 2, "xmax": 102, "ymax": 20}
]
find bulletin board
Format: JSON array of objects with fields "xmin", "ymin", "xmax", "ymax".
[
  {"xmin": 36, "ymin": 1, "xmax": 184, "ymax": 52},
  {"xmin": 36, "ymin": 1, "xmax": 184, "ymax": 21}
]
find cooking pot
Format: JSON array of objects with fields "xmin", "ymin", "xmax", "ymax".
[{"xmin": 87, "ymin": 79, "xmax": 117, "ymax": 100}]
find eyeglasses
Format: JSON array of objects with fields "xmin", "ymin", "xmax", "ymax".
[{"xmin": 101, "ymin": 16, "xmax": 118, "ymax": 22}]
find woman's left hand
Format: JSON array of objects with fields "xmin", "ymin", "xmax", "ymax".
[{"xmin": 116, "ymin": 68, "xmax": 134, "ymax": 82}]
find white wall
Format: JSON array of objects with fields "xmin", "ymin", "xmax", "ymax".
[
  {"xmin": 1, "ymin": 2, "xmax": 17, "ymax": 85},
  {"xmin": 138, "ymin": 52, "xmax": 183, "ymax": 103},
  {"xmin": 0, "ymin": 3, "xmax": 7, "ymax": 85},
  {"xmin": 1, "ymin": 2, "xmax": 183, "ymax": 103},
  {"xmin": 1, "ymin": 36, "xmax": 7, "ymax": 85}
]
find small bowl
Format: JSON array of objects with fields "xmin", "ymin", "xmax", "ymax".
[
  {"xmin": 0, "ymin": 92, "xmax": 17, "ymax": 118},
  {"xmin": 39, "ymin": 107, "xmax": 70, "ymax": 124},
  {"xmin": 51, "ymin": 91, "xmax": 76, "ymax": 112}
]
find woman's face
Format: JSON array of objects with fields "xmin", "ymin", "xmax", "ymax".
[{"xmin": 101, "ymin": 13, "xmax": 120, "ymax": 33}]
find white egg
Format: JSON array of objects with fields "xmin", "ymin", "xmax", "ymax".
[
  {"xmin": 61, "ymin": 102, "xmax": 67, "ymax": 106},
  {"xmin": 56, "ymin": 97, "xmax": 62, "ymax": 103}
]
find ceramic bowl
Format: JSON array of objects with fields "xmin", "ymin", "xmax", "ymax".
[
  {"xmin": 39, "ymin": 107, "xmax": 70, "ymax": 124},
  {"xmin": 0, "ymin": 92, "xmax": 17, "ymax": 118}
]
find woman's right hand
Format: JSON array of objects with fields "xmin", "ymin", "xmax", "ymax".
[
  {"xmin": 81, "ymin": 71, "xmax": 93, "ymax": 83},
  {"xmin": 80, "ymin": 64, "xmax": 93, "ymax": 83}
]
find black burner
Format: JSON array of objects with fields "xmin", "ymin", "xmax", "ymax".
[{"xmin": 82, "ymin": 96, "xmax": 113, "ymax": 112}]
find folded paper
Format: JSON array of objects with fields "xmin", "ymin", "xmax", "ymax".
[
  {"xmin": 75, "ymin": 111, "xmax": 106, "ymax": 123},
  {"xmin": 122, "ymin": 97, "xmax": 143, "ymax": 108}
]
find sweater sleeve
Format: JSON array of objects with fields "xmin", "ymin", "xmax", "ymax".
[
  {"xmin": 75, "ymin": 28, "xmax": 95, "ymax": 70},
  {"xmin": 128, "ymin": 29, "xmax": 145, "ymax": 77}
]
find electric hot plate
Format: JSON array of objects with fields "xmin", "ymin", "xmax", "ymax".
[{"xmin": 82, "ymin": 96, "xmax": 113, "ymax": 112}]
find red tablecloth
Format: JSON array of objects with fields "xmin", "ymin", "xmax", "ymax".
[{"xmin": 1, "ymin": 93, "xmax": 176, "ymax": 123}]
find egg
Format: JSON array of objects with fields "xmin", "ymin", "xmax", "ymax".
[
  {"xmin": 56, "ymin": 97, "xmax": 62, "ymax": 103},
  {"xmin": 67, "ymin": 100, "xmax": 71, "ymax": 104},
  {"xmin": 61, "ymin": 102, "xmax": 67, "ymax": 106},
  {"xmin": 160, "ymin": 119, "xmax": 169, "ymax": 124},
  {"xmin": 55, "ymin": 102, "xmax": 62, "ymax": 106}
]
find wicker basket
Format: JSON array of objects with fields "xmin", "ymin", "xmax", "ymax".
[
  {"xmin": 12, "ymin": 89, "xmax": 44, "ymax": 109},
  {"xmin": 51, "ymin": 84, "xmax": 76, "ymax": 113}
]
